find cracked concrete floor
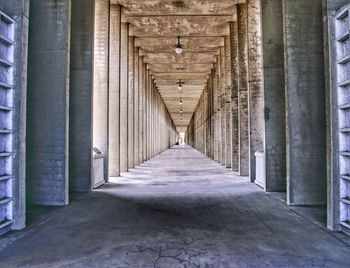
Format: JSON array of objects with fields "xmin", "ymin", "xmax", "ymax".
[{"xmin": 1, "ymin": 145, "xmax": 350, "ymax": 267}]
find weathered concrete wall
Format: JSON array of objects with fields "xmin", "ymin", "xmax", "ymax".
[
  {"xmin": 261, "ymin": 0, "xmax": 286, "ymax": 192},
  {"xmin": 247, "ymin": 0, "xmax": 264, "ymax": 182},
  {"xmin": 119, "ymin": 22, "xmax": 128, "ymax": 172},
  {"xmin": 108, "ymin": 4, "xmax": 121, "ymax": 177},
  {"xmin": 237, "ymin": 4, "xmax": 249, "ymax": 176},
  {"xmin": 93, "ymin": 0, "xmax": 109, "ymax": 178},
  {"xmin": 70, "ymin": 0, "xmax": 94, "ymax": 192},
  {"xmin": 283, "ymin": 0, "xmax": 327, "ymax": 205},
  {"xmin": 27, "ymin": 0, "xmax": 70, "ymax": 205},
  {"xmin": 0, "ymin": 0, "xmax": 29, "ymax": 230}
]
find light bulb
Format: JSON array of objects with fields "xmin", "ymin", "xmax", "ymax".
[
  {"xmin": 178, "ymin": 84, "xmax": 183, "ymax": 90},
  {"xmin": 175, "ymin": 45, "xmax": 183, "ymax": 54}
]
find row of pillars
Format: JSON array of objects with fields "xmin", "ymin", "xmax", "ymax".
[
  {"xmin": 25, "ymin": 0, "xmax": 177, "ymax": 206},
  {"xmin": 187, "ymin": 0, "xmax": 327, "ymax": 206}
]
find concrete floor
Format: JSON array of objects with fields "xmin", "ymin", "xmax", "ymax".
[{"xmin": 1, "ymin": 145, "xmax": 350, "ymax": 267}]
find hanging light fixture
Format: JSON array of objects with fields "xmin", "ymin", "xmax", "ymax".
[
  {"xmin": 180, "ymin": 107, "xmax": 183, "ymax": 114},
  {"xmin": 179, "ymin": 97, "xmax": 183, "ymax": 105},
  {"xmin": 175, "ymin": 36, "xmax": 183, "ymax": 54},
  {"xmin": 177, "ymin": 79, "xmax": 184, "ymax": 90}
]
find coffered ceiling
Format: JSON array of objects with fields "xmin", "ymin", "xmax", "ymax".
[{"xmin": 113, "ymin": 0, "xmax": 244, "ymax": 131}]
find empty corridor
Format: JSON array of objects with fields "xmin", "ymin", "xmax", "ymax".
[{"xmin": 1, "ymin": 146, "xmax": 350, "ymax": 267}]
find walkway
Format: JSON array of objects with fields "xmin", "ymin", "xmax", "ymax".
[{"xmin": 1, "ymin": 145, "xmax": 350, "ymax": 267}]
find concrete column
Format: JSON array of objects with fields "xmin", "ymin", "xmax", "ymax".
[
  {"xmin": 144, "ymin": 69, "xmax": 149, "ymax": 161},
  {"xmin": 224, "ymin": 35, "xmax": 232, "ymax": 169},
  {"xmin": 151, "ymin": 80, "xmax": 155, "ymax": 157},
  {"xmin": 149, "ymin": 75, "xmax": 152, "ymax": 157},
  {"xmin": 27, "ymin": 0, "xmax": 70, "ymax": 205},
  {"xmin": 214, "ymin": 62, "xmax": 220, "ymax": 162},
  {"xmin": 261, "ymin": 0, "xmax": 286, "ymax": 192},
  {"xmin": 217, "ymin": 57, "xmax": 222, "ymax": 163},
  {"xmin": 108, "ymin": 4, "xmax": 121, "ymax": 177},
  {"xmin": 147, "ymin": 71, "xmax": 151, "ymax": 159},
  {"xmin": 283, "ymin": 0, "xmax": 327, "ymax": 205},
  {"xmin": 139, "ymin": 56, "xmax": 145, "ymax": 163},
  {"xmin": 207, "ymin": 79, "xmax": 211, "ymax": 157},
  {"xmin": 204, "ymin": 89, "xmax": 208, "ymax": 155},
  {"xmin": 212, "ymin": 70, "xmax": 216, "ymax": 159},
  {"xmin": 128, "ymin": 36, "xmax": 135, "ymax": 169},
  {"xmin": 210, "ymin": 74, "xmax": 215, "ymax": 159},
  {"xmin": 205, "ymin": 84, "xmax": 210, "ymax": 156},
  {"xmin": 155, "ymin": 83, "xmax": 158, "ymax": 156},
  {"xmin": 153, "ymin": 78, "xmax": 156, "ymax": 155},
  {"xmin": 204, "ymin": 93, "xmax": 206, "ymax": 153},
  {"xmin": 93, "ymin": 0, "xmax": 109, "ymax": 179},
  {"xmin": 0, "ymin": 0, "xmax": 29, "ymax": 230},
  {"xmin": 149, "ymin": 71, "xmax": 154, "ymax": 159},
  {"xmin": 247, "ymin": 0, "xmax": 264, "ymax": 182},
  {"xmin": 133, "ymin": 46, "xmax": 139, "ymax": 166},
  {"xmin": 149, "ymin": 72, "xmax": 153, "ymax": 158},
  {"xmin": 157, "ymin": 94, "xmax": 160, "ymax": 154},
  {"xmin": 70, "ymin": 0, "xmax": 94, "ymax": 192},
  {"xmin": 119, "ymin": 22, "xmax": 128, "ymax": 172},
  {"xmin": 220, "ymin": 46, "xmax": 226, "ymax": 166},
  {"xmin": 153, "ymin": 85, "xmax": 155, "ymax": 156},
  {"xmin": 230, "ymin": 21, "xmax": 239, "ymax": 172},
  {"xmin": 159, "ymin": 95, "xmax": 162, "ymax": 153},
  {"xmin": 142, "ymin": 61, "xmax": 147, "ymax": 162},
  {"xmin": 237, "ymin": 4, "xmax": 249, "ymax": 176}
]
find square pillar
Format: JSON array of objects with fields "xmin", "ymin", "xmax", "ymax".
[
  {"xmin": 27, "ymin": 0, "xmax": 71, "ymax": 205},
  {"xmin": 237, "ymin": 4, "xmax": 250, "ymax": 176},
  {"xmin": 70, "ymin": 0, "xmax": 94, "ymax": 191},
  {"xmin": 230, "ymin": 21, "xmax": 239, "ymax": 172},
  {"xmin": 128, "ymin": 36, "xmax": 135, "ymax": 169},
  {"xmin": 261, "ymin": 0, "xmax": 286, "ymax": 192},
  {"xmin": 220, "ymin": 46, "xmax": 226, "ymax": 166},
  {"xmin": 133, "ymin": 46, "xmax": 140, "ymax": 166},
  {"xmin": 108, "ymin": 4, "xmax": 121, "ymax": 177},
  {"xmin": 224, "ymin": 35, "xmax": 232, "ymax": 169},
  {"xmin": 247, "ymin": 0, "xmax": 265, "ymax": 182},
  {"xmin": 93, "ymin": 0, "xmax": 109, "ymax": 179},
  {"xmin": 119, "ymin": 22, "xmax": 128, "ymax": 172},
  {"xmin": 283, "ymin": 0, "xmax": 327, "ymax": 205},
  {"xmin": 138, "ymin": 55, "xmax": 143, "ymax": 164}
]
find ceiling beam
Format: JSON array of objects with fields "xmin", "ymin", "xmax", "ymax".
[
  {"xmin": 133, "ymin": 35, "xmax": 226, "ymax": 38},
  {"xmin": 125, "ymin": 13, "xmax": 234, "ymax": 18}
]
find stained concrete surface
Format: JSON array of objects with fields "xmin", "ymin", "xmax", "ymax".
[{"xmin": 1, "ymin": 145, "xmax": 350, "ymax": 267}]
